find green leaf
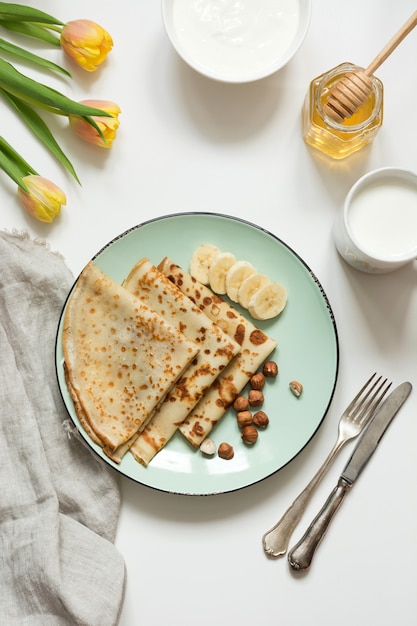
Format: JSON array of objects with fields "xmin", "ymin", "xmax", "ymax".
[
  {"xmin": 0, "ymin": 149, "xmax": 28, "ymax": 188},
  {"xmin": 1, "ymin": 89, "xmax": 80, "ymax": 183},
  {"xmin": 0, "ymin": 134, "xmax": 37, "ymax": 189},
  {"xmin": 79, "ymin": 115, "xmax": 107, "ymax": 144},
  {"xmin": 0, "ymin": 3, "xmax": 62, "ymax": 25},
  {"xmin": 0, "ymin": 59, "xmax": 113, "ymax": 117},
  {"xmin": 0, "ymin": 38, "xmax": 71, "ymax": 77},
  {"xmin": 0, "ymin": 134, "xmax": 37, "ymax": 174},
  {"xmin": 0, "ymin": 21, "xmax": 61, "ymax": 46}
]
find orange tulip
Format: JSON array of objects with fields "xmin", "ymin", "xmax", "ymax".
[
  {"xmin": 18, "ymin": 175, "xmax": 66, "ymax": 223},
  {"xmin": 60, "ymin": 19, "xmax": 113, "ymax": 71},
  {"xmin": 69, "ymin": 100, "xmax": 121, "ymax": 148}
]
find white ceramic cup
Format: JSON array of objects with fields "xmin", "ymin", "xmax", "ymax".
[{"xmin": 333, "ymin": 167, "xmax": 417, "ymax": 274}]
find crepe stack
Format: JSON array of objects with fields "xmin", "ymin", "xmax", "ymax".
[
  {"xmin": 158, "ymin": 258, "xmax": 278, "ymax": 447},
  {"xmin": 62, "ymin": 261, "xmax": 200, "ymax": 453},
  {"xmin": 121, "ymin": 259, "xmax": 240, "ymax": 466}
]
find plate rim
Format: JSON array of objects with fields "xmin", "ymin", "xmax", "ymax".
[{"xmin": 55, "ymin": 211, "xmax": 339, "ymax": 496}]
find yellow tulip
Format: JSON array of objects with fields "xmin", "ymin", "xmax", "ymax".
[
  {"xmin": 18, "ymin": 175, "xmax": 66, "ymax": 223},
  {"xmin": 69, "ymin": 100, "xmax": 121, "ymax": 148},
  {"xmin": 60, "ymin": 19, "xmax": 113, "ymax": 71}
]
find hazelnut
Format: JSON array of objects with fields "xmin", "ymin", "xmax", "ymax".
[
  {"xmin": 248, "ymin": 389, "xmax": 264, "ymax": 407},
  {"xmin": 253, "ymin": 410, "xmax": 269, "ymax": 428},
  {"xmin": 237, "ymin": 410, "xmax": 253, "ymax": 428},
  {"xmin": 199, "ymin": 438, "xmax": 216, "ymax": 456},
  {"xmin": 233, "ymin": 395, "xmax": 249, "ymax": 412},
  {"xmin": 289, "ymin": 380, "xmax": 303, "ymax": 397},
  {"xmin": 250, "ymin": 372, "xmax": 265, "ymax": 390},
  {"xmin": 218, "ymin": 442, "xmax": 234, "ymax": 460},
  {"xmin": 263, "ymin": 361, "xmax": 278, "ymax": 378},
  {"xmin": 241, "ymin": 425, "xmax": 258, "ymax": 444}
]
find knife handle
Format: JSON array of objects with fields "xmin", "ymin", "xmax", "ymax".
[
  {"xmin": 287, "ymin": 480, "xmax": 350, "ymax": 571},
  {"xmin": 262, "ymin": 439, "xmax": 344, "ymax": 557}
]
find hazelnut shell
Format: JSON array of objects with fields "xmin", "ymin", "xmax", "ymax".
[
  {"xmin": 218, "ymin": 442, "xmax": 234, "ymax": 460},
  {"xmin": 248, "ymin": 389, "xmax": 264, "ymax": 407},
  {"xmin": 241, "ymin": 425, "xmax": 258, "ymax": 444},
  {"xmin": 263, "ymin": 361, "xmax": 278, "ymax": 377},
  {"xmin": 253, "ymin": 410, "xmax": 269, "ymax": 428}
]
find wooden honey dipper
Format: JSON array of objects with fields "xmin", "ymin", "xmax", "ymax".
[{"xmin": 324, "ymin": 10, "xmax": 417, "ymax": 123}]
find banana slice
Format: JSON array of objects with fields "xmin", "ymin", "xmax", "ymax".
[
  {"xmin": 190, "ymin": 246, "xmax": 288, "ymax": 320},
  {"xmin": 237, "ymin": 273, "xmax": 271, "ymax": 309},
  {"xmin": 189, "ymin": 244, "xmax": 220, "ymax": 284},
  {"xmin": 225, "ymin": 260, "xmax": 256, "ymax": 302},
  {"xmin": 208, "ymin": 252, "xmax": 236, "ymax": 294},
  {"xmin": 248, "ymin": 282, "xmax": 288, "ymax": 320}
]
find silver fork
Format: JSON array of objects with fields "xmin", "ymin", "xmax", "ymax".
[{"xmin": 262, "ymin": 373, "xmax": 392, "ymax": 557}]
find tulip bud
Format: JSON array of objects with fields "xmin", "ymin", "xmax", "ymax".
[
  {"xmin": 69, "ymin": 100, "xmax": 121, "ymax": 148},
  {"xmin": 18, "ymin": 175, "xmax": 66, "ymax": 223},
  {"xmin": 60, "ymin": 19, "xmax": 113, "ymax": 71}
]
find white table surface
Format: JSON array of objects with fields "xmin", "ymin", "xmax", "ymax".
[{"xmin": 2, "ymin": 2, "xmax": 417, "ymax": 625}]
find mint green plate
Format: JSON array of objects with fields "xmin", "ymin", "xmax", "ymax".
[{"xmin": 56, "ymin": 213, "xmax": 339, "ymax": 495}]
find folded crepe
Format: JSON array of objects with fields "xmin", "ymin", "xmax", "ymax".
[
  {"xmin": 121, "ymin": 258, "xmax": 240, "ymax": 465},
  {"xmin": 158, "ymin": 258, "xmax": 278, "ymax": 447},
  {"xmin": 62, "ymin": 261, "xmax": 199, "ymax": 452}
]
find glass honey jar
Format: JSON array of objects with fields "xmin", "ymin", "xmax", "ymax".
[{"xmin": 302, "ymin": 63, "xmax": 384, "ymax": 159}]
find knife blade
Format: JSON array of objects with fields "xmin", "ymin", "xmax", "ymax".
[{"xmin": 287, "ymin": 381, "xmax": 412, "ymax": 571}]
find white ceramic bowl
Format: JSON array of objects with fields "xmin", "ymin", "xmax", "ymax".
[{"xmin": 162, "ymin": 0, "xmax": 312, "ymax": 83}]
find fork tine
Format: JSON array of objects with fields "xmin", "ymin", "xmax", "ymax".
[
  {"xmin": 262, "ymin": 372, "xmax": 393, "ymax": 558},
  {"xmin": 345, "ymin": 372, "xmax": 378, "ymax": 412},
  {"xmin": 355, "ymin": 376, "xmax": 392, "ymax": 423}
]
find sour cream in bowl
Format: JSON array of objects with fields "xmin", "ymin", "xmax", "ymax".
[{"xmin": 162, "ymin": 0, "xmax": 312, "ymax": 83}]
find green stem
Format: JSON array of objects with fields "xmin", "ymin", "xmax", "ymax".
[
  {"xmin": 0, "ymin": 37, "xmax": 71, "ymax": 77},
  {"xmin": 0, "ymin": 134, "xmax": 36, "ymax": 190},
  {"xmin": 1, "ymin": 89, "xmax": 81, "ymax": 183},
  {"xmin": 0, "ymin": 3, "xmax": 62, "ymax": 25},
  {"xmin": 0, "ymin": 59, "xmax": 112, "ymax": 118},
  {"xmin": 0, "ymin": 21, "xmax": 61, "ymax": 45}
]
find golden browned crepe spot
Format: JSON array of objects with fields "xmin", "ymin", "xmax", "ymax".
[
  {"xmin": 121, "ymin": 259, "xmax": 240, "ymax": 466},
  {"xmin": 158, "ymin": 258, "xmax": 277, "ymax": 447},
  {"xmin": 63, "ymin": 261, "xmax": 199, "ymax": 452}
]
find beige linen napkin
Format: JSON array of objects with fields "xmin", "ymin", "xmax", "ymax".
[{"xmin": 0, "ymin": 231, "xmax": 126, "ymax": 625}]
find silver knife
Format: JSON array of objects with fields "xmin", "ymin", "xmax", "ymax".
[{"xmin": 288, "ymin": 381, "xmax": 412, "ymax": 571}]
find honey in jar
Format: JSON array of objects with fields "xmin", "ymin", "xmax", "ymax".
[{"xmin": 302, "ymin": 63, "xmax": 383, "ymax": 159}]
